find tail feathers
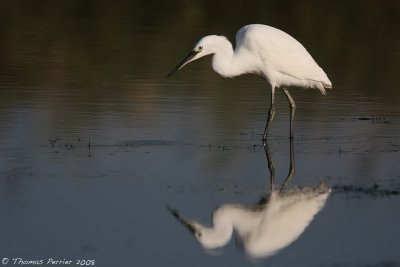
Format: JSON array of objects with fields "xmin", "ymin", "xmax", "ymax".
[
  {"xmin": 315, "ymin": 82, "xmax": 327, "ymax": 95},
  {"xmin": 322, "ymin": 81, "xmax": 332, "ymax": 89},
  {"xmin": 317, "ymin": 79, "xmax": 332, "ymax": 95},
  {"xmin": 321, "ymin": 74, "xmax": 332, "ymax": 89}
]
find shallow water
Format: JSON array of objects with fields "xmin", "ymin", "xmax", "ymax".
[{"xmin": 1, "ymin": 1, "xmax": 400, "ymax": 267}]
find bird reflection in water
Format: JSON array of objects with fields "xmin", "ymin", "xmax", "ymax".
[{"xmin": 168, "ymin": 139, "xmax": 330, "ymax": 259}]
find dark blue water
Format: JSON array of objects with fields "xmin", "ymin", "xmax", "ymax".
[{"xmin": 1, "ymin": 1, "xmax": 400, "ymax": 266}]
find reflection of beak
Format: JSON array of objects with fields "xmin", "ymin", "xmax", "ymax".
[
  {"xmin": 167, "ymin": 50, "xmax": 199, "ymax": 78},
  {"xmin": 167, "ymin": 206, "xmax": 198, "ymax": 235}
]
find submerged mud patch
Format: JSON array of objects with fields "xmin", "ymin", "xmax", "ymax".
[{"xmin": 332, "ymin": 183, "xmax": 400, "ymax": 197}]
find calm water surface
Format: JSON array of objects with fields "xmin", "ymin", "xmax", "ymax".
[{"xmin": 1, "ymin": 1, "xmax": 400, "ymax": 266}]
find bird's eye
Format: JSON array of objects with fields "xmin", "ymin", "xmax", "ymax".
[{"xmin": 198, "ymin": 46, "xmax": 203, "ymax": 51}]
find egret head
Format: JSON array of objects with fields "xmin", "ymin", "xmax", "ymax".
[
  {"xmin": 167, "ymin": 35, "xmax": 221, "ymax": 78},
  {"xmin": 167, "ymin": 205, "xmax": 205, "ymax": 239},
  {"xmin": 167, "ymin": 205, "xmax": 231, "ymax": 250}
]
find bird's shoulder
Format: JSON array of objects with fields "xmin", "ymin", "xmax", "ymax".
[
  {"xmin": 235, "ymin": 24, "xmax": 329, "ymax": 84},
  {"xmin": 236, "ymin": 24, "xmax": 293, "ymax": 47},
  {"xmin": 235, "ymin": 24, "xmax": 307, "ymax": 65}
]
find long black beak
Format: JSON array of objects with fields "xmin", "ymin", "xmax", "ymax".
[
  {"xmin": 167, "ymin": 205, "xmax": 198, "ymax": 234},
  {"xmin": 167, "ymin": 50, "xmax": 199, "ymax": 78}
]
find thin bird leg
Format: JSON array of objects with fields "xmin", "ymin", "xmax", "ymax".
[
  {"xmin": 279, "ymin": 137, "xmax": 295, "ymax": 193},
  {"xmin": 263, "ymin": 140, "xmax": 276, "ymax": 192},
  {"xmin": 263, "ymin": 86, "xmax": 276, "ymax": 141},
  {"xmin": 282, "ymin": 88, "xmax": 296, "ymax": 139}
]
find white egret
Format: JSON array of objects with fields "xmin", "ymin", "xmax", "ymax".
[
  {"xmin": 168, "ymin": 182, "xmax": 330, "ymax": 258},
  {"xmin": 167, "ymin": 24, "xmax": 332, "ymax": 139},
  {"xmin": 168, "ymin": 139, "xmax": 331, "ymax": 259}
]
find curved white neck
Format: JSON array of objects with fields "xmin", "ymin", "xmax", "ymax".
[
  {"xmin": 197, "ymin": 206, "xmax": 239, "ymax": 249},
  {"xmin": 211, "ymin": 37, "xmax": 260, "ymax": 78},
  {"xmin": 211, "ymin": 38, "xmax": 239, "ymax": 78}
]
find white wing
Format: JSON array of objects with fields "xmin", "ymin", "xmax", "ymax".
[
  {"xmin": 243, "ymin": 191, "xmax": 330, "ymax": 258},
  {"xmin": 236, "ymin": 24, "xmax": 331, "ymax": 88}
]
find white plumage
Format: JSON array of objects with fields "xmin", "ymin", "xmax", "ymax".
[
  {"xmin": 235, "ymin": 25, "xmax": 332, "ymax": 91},
  {"xmin": 168, "ymin": 184, "xmax": 330, "ymax": 259},
  {"xmin": 168, "ymin": 24, "xmax": 332, "ymax": 139}
]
